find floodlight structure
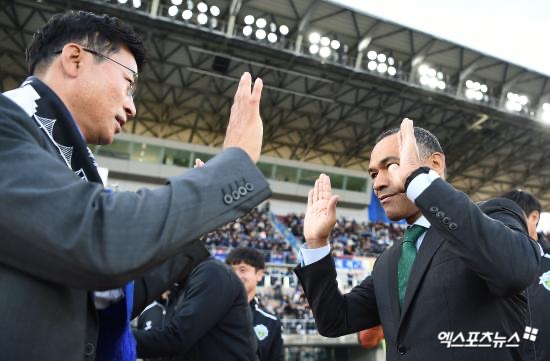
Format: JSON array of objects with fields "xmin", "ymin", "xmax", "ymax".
[
  {"xmin": 3, "ymin": 0, "xmax": 550, "ymax": 208},
  {"xmin": 464, "ymin": 80, "xmax": 489, "ymax": 102},
  {"xmin": 365, "ymin": 50, "xmax": 397, "ymax": 76},
  {"xmin": 418, "ymin": 64, "xmax": 446, "ymax": 91},
  {"xmin": 240, "ymin": 14, "xmax": 288, "ymax": 45}
]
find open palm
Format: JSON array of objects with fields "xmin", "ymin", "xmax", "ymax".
[{"xmin": 303, "ymin": 174, "xmax": 339, "ymax": 248}]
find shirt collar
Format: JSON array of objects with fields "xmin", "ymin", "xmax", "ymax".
[{"xmin": 413, "ymin": 215, "xmax": 431, "ymax": 229}]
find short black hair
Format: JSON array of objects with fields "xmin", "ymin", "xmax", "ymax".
[
  {"xmin": 26, "ymin": 11, "xmax": 146, "ymax": 75},
  {"xmin": 500, "ymin": 189, "xmax": 541, "ymax": 216},
  {"xmin": 376, "ymin": 126, "xmax": 444, "ymax": 159},
  {"xmin": 225, "ymin": 247, "xmax": 265, "ymax": 271}
]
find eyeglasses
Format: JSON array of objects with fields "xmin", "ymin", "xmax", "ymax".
[{"xmin": 54, "ymin": 47, "xmax": 138, "ymax": 98}]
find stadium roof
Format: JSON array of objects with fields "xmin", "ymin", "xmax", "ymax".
[{"xmin": 2, "ymin": 0, "xmax": 550, "ymax": 206}]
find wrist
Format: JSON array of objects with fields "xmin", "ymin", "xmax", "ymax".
[
  {"xmin": 404, "ymin": 166, "xmax": 430, "ymax": 191},
  {"xmin": 305, "ymin": 238, "xmax": 330, "ymax": 249}
]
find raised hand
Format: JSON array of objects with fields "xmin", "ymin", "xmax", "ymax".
[
  {"xmin": 303, "ymin": 174, "xmax": 339, "ymax": 249},
  {"xmin": 388, "ymin": 118, "xmax": 422, "ymax": 192},
  {"xmin": 223, "ymin": 72, "xmax": 264, "ymax": 163},
  {"xmin": 193, "ymin": 158, "xmax": 205, "ymax": 168}
]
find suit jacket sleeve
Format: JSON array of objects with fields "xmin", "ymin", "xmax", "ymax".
[
  {"xmin": 132, "ymin": 239, "xmax": 210, "ymax": 319},
  {"xmin": 133, "ymin": 260, "xmax": 237, "ymax": 357},
  {"xmin": 0, "ymin": 95, "xmax": 272, "ymax": 290},
  {"xmin": 294, "ymin": 254, "xmax": 380, "ymax": 337},
  {"xmin": 415, "ymin": 178, "xmax": 541, "ymax": 296}
]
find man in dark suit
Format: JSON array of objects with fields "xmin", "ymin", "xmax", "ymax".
[
  {"xmin": 0, "ymin": 11, "xmax": 270, "ymax": 361},
  {"xmin": 294, "ymin": 119, "xmax": 540, "ymax": 361}
]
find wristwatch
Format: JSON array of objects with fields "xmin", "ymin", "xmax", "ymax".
[{"xmin": 404, "ymin": 166, "xmax": 431, "ymax": 191}]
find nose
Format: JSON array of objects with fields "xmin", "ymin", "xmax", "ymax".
[
  {"xmin": 124, "ymin": 96, "xmax": 137, "ymax": 119},
  {"xmin": 373, "ymin": 171, "xmax": 389, "ymax": 196}
]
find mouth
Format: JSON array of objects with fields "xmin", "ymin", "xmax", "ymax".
[
  {"xmin": 378, "ymin": 193, "xmax": 397, "ymax": 203},
  {"xmin": 114, "ymin": 116, "xmax": 126, "ymax": 133}
]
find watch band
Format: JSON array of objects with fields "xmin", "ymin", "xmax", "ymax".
[{"xmin": 404, "ymin": 166, "xmax": 431, "ymax": 191}]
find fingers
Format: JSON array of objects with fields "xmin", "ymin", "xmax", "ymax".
[
  {"xmin": 400, "ymin": 118, "xmax": 415, "ymax": 145},
  {"xmin": 327, "ymin": 195, "xmax": 339, "ymax": 219},
  {"xmin": 251, "ymin": 78, "xmax": 263, "ymax": 105},
  {"xmin": 194, "ymin": 158, "xmax": 205, "ymax": 168},
  {"xmin": 320, "ymin": 173, "xmax": 332, "ymax": 200},
  {"xmin": 234, "ymin": 72, "xmax": 250, "ymax": 102},
  {"xmin": 313, "ymin": 179, "xmax": 320, "ymax": 202},
  {"xmin": 308, "ymin": 189, "xmax": 313, "ymax": 206}
]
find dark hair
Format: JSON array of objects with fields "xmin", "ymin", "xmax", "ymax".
[
  {"xmin": 26, "ymin": 11, "xmax": 146, "ymax": 74},
  {"xmin": 376, "ymin": 126, "xmax": 444, "ymax": 159},
  {"xmin": 500, "ymin": 189, "xmax": 541, "ymax": 216},
  {"xmin": 225, "ymin": 247, "xmax": 265, "ymax": 271}
]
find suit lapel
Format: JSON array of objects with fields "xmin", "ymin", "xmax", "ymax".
[
  {"xmin": 385, "ymin": 240, "xmax": 403, "ymax": 326},
  {"xmin": 399, "ymin": 228, "xmax": 444, "ymax": 324}
]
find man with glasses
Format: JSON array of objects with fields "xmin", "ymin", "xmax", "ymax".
[{"xmin": 0, "ymin": 10, "xmax": 270, "ymax": 361}]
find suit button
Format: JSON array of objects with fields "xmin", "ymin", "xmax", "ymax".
[
  {"xmin": 223, "ymin": 194, "xmax": 233, "ymax": 205},
  {"xmin": 84, "ymin": 342, "xmax": 95, "ymax": 356},
  {"xmin": 436, "ymin": 211, "xmax": 445, "ymax": 219},
  {"xmin": 245, "ymin": 182, "xmax": 254, "ymax": 192},
  {"xmin": 238, "ymin": 186, "xmax": 248, "ymax": 196},
  {"xmin": 397, "ymin": 344, "xmax": 407, "ymax": 355},
  {"xmin": 430, "ymin": 206, "xmax": 438, "ymax": 214},
  {"xmin": 442, "ymin": 217, "xmax": 451, "ymax": 225},
  {"xmin": 449, "ymin": 223, "xmax": 458, "ymax": 230},
  {"xmin": 231, "ymin": 190, "xmax": 241, "ymax": 200}
]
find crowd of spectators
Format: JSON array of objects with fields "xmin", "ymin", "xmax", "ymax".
[
  {"xmin": 279, "ymin": 213, "xmax": 406, "ymax": 257},
  {"xmin": 257, "ymin": 283, "xmax": 317, "ymax": 335},
  {"xmin": 203, "ymin": 205, "xmax": 298, "ymax": 264}
]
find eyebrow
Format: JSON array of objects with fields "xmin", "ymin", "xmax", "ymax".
[{"xmin": 368, "ymin": 156, "xmax": 400, "ymax": 174}]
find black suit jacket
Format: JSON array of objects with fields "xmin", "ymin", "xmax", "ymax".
[
  {"xmin": 295, "ymin": 178, "xmax": 541, "ymax": 361},
  {"xmin": 0, "ymin": 93, "xmax": 271, "ymax": 360},
  {"xmin": 134, "ymin": 258, "xmax": 258, "ymax": 361}
]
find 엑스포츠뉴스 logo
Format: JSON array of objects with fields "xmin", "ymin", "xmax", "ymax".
[{"xmin": 540, "ymin": 271, "xmax": 550, "ymax": 291}]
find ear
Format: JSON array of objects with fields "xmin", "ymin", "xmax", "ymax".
[
  {"xmin": 529, "ymin": 210, "xmax": 540, "ymax": 225},
  {"xmin": 59, "ymin": 43, "xmax": 84, "ymax": 77},
  {"xmin": 428, "ymin": 152, "xmax": 446, "ymax": 179},
  {"xmin": 255, "ymin": 269, "xmax": 264, "ymax": 283}
]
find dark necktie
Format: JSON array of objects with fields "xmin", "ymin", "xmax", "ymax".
[{"xmin": 398, "ymin": 225, "xmax": 427, "ymax": 308}]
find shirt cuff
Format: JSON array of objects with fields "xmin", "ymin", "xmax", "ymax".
[
  {"xmin": 406, "ymin": 170, "xmax": 440, "ymax": 202},
  {"xmin": 300, "ymin": 243, "xmax": 331, "ymax": 266}
]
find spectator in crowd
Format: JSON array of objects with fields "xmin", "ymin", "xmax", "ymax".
[
  {"xmin": 500, "ymin": 189, "xmax": 550, "ymax": 361},
  {"xmin": 0, "ymin": 10, "xmax": 269, "ymax": 360},
  {"xmin": 134, "ymin": 257, "xmax": 257, "ymax": 361},
  {"xmin": 226, "ymin": 247, "xmax": 285, "ymax": 361}
]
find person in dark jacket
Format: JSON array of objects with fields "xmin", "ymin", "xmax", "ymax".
[
  {"xmin": 226, "ymin": 247, "xmax": 285, "ymax": 361},
  {"xmin": 133, "ymin": 257, "xmax": 258, "ymax": 361},
  {"xmin": 501, "ymin": 189, "xmax": 550, "ymax": 361}
]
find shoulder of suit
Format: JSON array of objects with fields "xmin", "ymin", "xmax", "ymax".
[
  {"xmin": 192, "ymin": 258, "xmax": 243, "ymax": 291},
  {"xmin": 0, "ymin": 93, "xmax": 43, "ymax": 139}
]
